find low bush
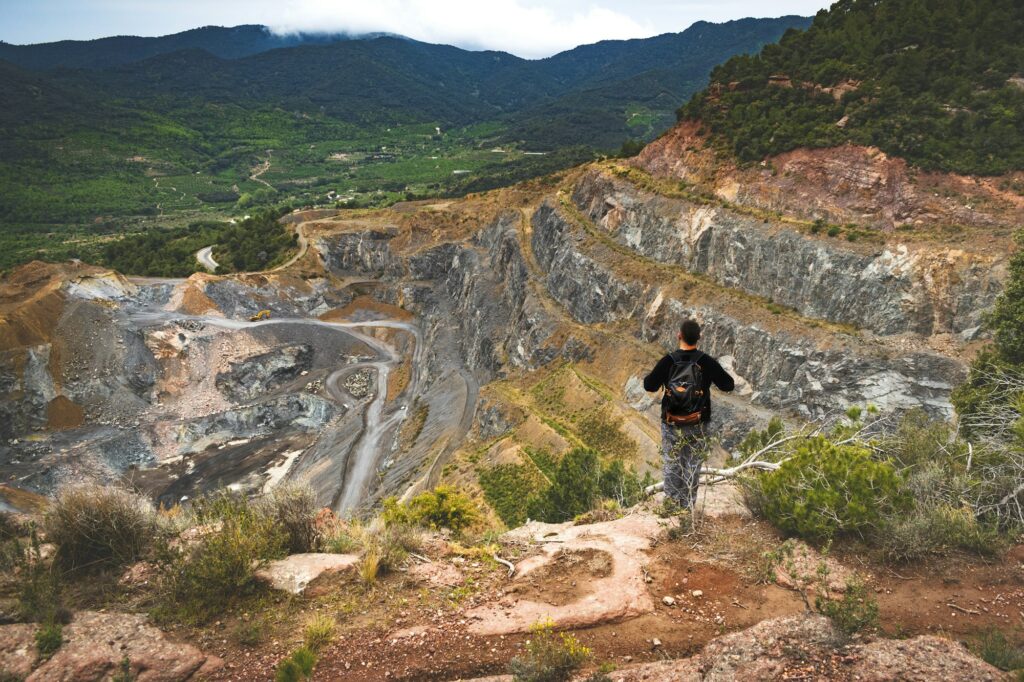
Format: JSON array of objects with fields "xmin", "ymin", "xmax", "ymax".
[
  {"xmin": 34, "ymin": 622, "xmax": 63, "ymax": 659},
  {"xmin": 259, "ymin": 484, "xmax": 320, "ymax": 553},
  {"xmin": 303, "ymin": 613, "xmax": 336, "ymax": 653},
  {"xmin": 231, "ymin": 618, "xmax": 270, "ymax": 647},
  {"xmin": 479, "ymin": 463, "xmax": 546, "ymax": 528},
  {"xmin": 749, "ymin": 437, "xmax": 905, "ymax": 542},
  {"xmin": 527, "ymin": 449, "xmax": 601, "ymax": 523},
  {"xmin": 321, "ymin": 521, "xmax": 364, "ymax": 554},
  {"xmin": 509, "ymin": 620, "xmax": 591, "ymax": 682},
  {"xmin": 0, "ymin": 511, "xmax": 24, "ymax": 541},
  {"xmin": 356, "ymin": 520, "xmax": 422, "ymax": 585},
  {"xmin": 525, "ymin": 448, "xmax": 649, "ymax": 524},
  {"xmin": 358, "ymin": 550, "xmax": 381, "ymax": 585},
  {"xmin": 44, "ymin": 483, "xmax": 157, "ymax": 572},
  {"xmin": 974, "ymin": 628, "xmax": 1024, "ymax": 673},
  {"xmin": 275, "ymin": 646, "xmax": 317, "ymax": 682},
  {"xmin": 815, "ymin": 574, "xmax": 879, "ymax": 636},
  {"xmin": 153, "ymin": 491, "xmax": 286, "ymax": 624},
  {"xmin": 882, "ymin": 501, "xmax": 1004, "ymax": 562},
  {"xmin": 17, "ymin": 530, "xmax": 68, "ymax": 624},
  {"xmin": 382, "ymin": 486, "xmax": 481, "ymax": 533}
]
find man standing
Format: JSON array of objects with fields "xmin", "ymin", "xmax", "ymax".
[{"xmin": 644, "ymin": 319, "xmax": 734, "ymax": 509}]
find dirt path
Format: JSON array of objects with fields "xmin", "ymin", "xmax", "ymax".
[
  {"xmin": 250, "ymin": 151, "xmax": 274, "ymax": 190},
  {"xmin": 273, "ymin": 223, "xmax": 309, "ymax": 271}
]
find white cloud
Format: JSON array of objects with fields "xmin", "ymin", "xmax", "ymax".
[
  {"xmin": 268, "ymin": 0, "xmax": 656, "ymax": 58},
  {"xmin": 1, "ymin": 0, "xmax": 831, "ymax": 56}
]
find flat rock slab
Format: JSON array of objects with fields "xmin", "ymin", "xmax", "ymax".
[
  {"xmin": 25, "ymin": 611, "xmax": 220, "ymax": 681},
  {"xmin": 255, "ymin": 552, "xmax": 360, "ymax": 594},
  {"xmin": 466, "ymin": 513, "xmax": 665, "ymax": 635},
  {"xmin": 0, "ymin": 623, "xmax": 37, "ymax": 678}
]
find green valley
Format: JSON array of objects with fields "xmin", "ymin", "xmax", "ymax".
[{"xmin": 0, "ymin": 17, "xmax": 810, "ymax": 272}]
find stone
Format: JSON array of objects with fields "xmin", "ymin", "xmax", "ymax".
[
  {"xmin": 467, "ymin": 513, "xmax": 665, "ymax": 635},
  {"xmin": 662, "ymin": 596, "xmax": 676, "ymax": 607},
  {"xmin": 0, "ymin": 623, "xmax": 37, "ymax": 678},
  {"xmin": 691, "ymin": 590, "xmax": 703, "ymax": 598},
  {"xmin": 254, "ymin": 552, "xmax": 360, "ymax": 594},
  {"xmin": 25, "ymin": 611, "xmax": 219, "ymax": 681},
  {"xmin": 852, "ymin": 635, "xmax": 1008, "ymax": 681}
]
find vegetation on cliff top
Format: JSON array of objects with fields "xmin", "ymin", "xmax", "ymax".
[{"xmin": 680, "ymin": 0, "xmax": 1024, "ymax": 174}]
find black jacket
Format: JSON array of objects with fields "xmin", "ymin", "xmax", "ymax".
[{"xmin": 644, "ymin": 349, "xmax": 735, "ymax": 423}]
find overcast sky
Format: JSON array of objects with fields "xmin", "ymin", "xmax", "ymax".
[{"xmin": 0, "ymin": 0, "xmax": 831, "ymax": 58}]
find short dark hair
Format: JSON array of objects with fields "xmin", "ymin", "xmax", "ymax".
[{"xmin": 680, "ymin": 319, "xmax": 701, "ymax": 345}]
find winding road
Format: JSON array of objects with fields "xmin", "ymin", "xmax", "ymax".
[{"xmin": 195, "ymin": 246, "xmax": 219, "ymax": 272}]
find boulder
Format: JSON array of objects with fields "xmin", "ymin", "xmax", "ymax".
[
  {"xmin": 254, "ymin": 552, "xmax": 360, "ymax": 594},
  {"xmin": 852, "ymin": 634, "xmax": 1009, "ymax": 681},
  {"xmin": 24, "ymin": 611, "xmax": 220, "ymax": 681}
]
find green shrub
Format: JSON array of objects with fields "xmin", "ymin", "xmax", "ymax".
[
  {"xmin": 754, "ymin": 437, "xmax": 904, "ymax": 542},
  {"xmin": 509, "ymin": 620, "xmax": 591, "ymax": 682},
  {"xmin": 479, "ymin": 463, "xmax": 546, "ymax": 528},
  {"xmin": 35, "ymin": 622, "xmax": 63, "ymax": 659},
  {"xmin": 527, "ymin": 449, "xmax": 601, "ymax": 523},
  {"xmin": 827, "ymin": 226, "xmax": 841, "ymax": 237},
  {"xmin": 382, "ymin": 486, "xmax": 481, "ymax": 532},
  {"xmin": 275, "ymin": 646, "xmax": 317, "ymax": 682},
  {"xmin": 815, "ymin": 574, "xmax": 879, "ymax": 636},
  {"xmin": 974, "ymin": 628, "xmax": 1024, "ymax": 673},
  {"xmin": 259, "ymin": 485, "xmax": 320, "ymax": 553},
  {"xmin": 882, "ymin": 499, "xmax": 1003, "ymax": 563},
  {"xmin": 303, "ymin": 613, "xmax": 336, "ymax": 653},
  {"xmin": 44, "ymin": 483, "xmax": 157, "ymax": 572},
  {"xmin": 154, "ymin": 492, "xmax": 286, "ymax": 624},
  {"xmin": 231, "ymin": 618, "xmax": 270, "ymax": 647},
  {"xmin": 576, "ymin": 408, "xmax": 637, "ymax": 460},
  {"xmin": 322, "ymin": 524, "xmax": 363, "ymax": 554},
  {"xmin": 597, "ymin": 460, "xmax": 647, "ymax": 508},
  {"xmin": 17, "ymin": 529, "xmax": 67, "ymax": 624}
]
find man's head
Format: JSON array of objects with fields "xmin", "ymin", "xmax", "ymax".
[{"xmin": 678, "ymin": 319, "xmax": 701, "ymax": 347}]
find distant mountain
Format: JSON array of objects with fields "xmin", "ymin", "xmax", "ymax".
[
  {"xmin": 7, "ymin": 17, "xmax": 810, "ymax": 149},
  {"xmin": 0, "ymin": 24, "xmax": 388, "ymax": 70},
  {"xmin": 680, "ymin": 0, "xmax": 1024, "ymax": 174},
  {"xmin": 0, "ymin": 15, "xmax": 811, "ymax": 239}
]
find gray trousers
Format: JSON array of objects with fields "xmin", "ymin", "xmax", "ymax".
[{"xmin": 661, "ymin": 421, "xmax": 706, "ymax": 509}]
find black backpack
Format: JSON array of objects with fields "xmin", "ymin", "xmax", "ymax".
[{"xmin": 663, "ymin": 351, "xmax": 706, "ymax": 425}]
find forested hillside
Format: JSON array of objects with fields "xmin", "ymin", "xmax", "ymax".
[
  {"xmin": 0, "ymin": 25, "xmax": 376, "ymax": 70},
  {"xmin": 0, "ymin": 16, "xmax": 808, "ymax": 270},
  {"xmin": 680, "ymin": 0, "xmax": 1024, "ymax": 174}
]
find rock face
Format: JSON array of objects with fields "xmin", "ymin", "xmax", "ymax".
[
  {"xmin": 215, "ymin": 344, "xmax": 313, "ymax": 401},
  {"xmin": 1, "ymin": 611, "xmax": 221, "ymax": 681},
  {"xmin": 572, "ymin": 169, "xmax": 1003, "ymax": 337},
  {"xmin": 529, "ymin": 199, "xmax": 964, "ymax": 419},
  {"xmin": 172, "ymin": 394, "xmax": 337, "ymax": 454}
]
